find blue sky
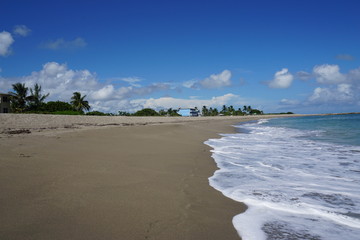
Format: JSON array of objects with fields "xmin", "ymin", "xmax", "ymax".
[{"xmin": 1, "ymin": 0, "xmax": 360, "ymax": 113}]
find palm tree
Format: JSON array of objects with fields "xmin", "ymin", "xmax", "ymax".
[
  {"xmin": 28, "ymin": 83, "xmax": 49, "ymax": 110},
  {"xmin": 221, "ymin": 105, "xmax": 227, "ymax": 114},
  {"xmin": 8, "ymin": 82, "xmax": 31, "ymax": 112},
  {"xmin": 247, "ymin": 105, "xmax": 252, "ymax": 114},
  {"xmin": 71, "ymin": 92, "xmax": 90, "ymax": 113},
  {"xmin": 243, "ymin": 105, "xmax": 248, "ymax": 113},
  {"xmin": 202, "ymin": 106, "xmax": 209, "ymax": 116},
  {"xmin": 228, "ymin": 105, "xmax": 235, "ymax": 115}
]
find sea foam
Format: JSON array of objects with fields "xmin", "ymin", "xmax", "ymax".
[{"xmin": 206, "ymin": 116, "xmax": 360, "ymax": 240}]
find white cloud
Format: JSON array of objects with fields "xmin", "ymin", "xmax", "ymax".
[
  {"xmin": 13, "ymin": 25, "xmax": 31, "ymax": 37},
  {"xmin": 90, "ymin": 85, "xmax": 115, "ymax": 100},
  {"xmin": 281, "ymin": 67, "xmax": 360, "ymax": 112},
  {"xmin": 132, "ymin": 93, "xmax": 242, "ymax": 110},
  {"xmin": 200, "ymin": 70, "xmax": 232, "ymax": 88},
  {"xmin": 189, "ymin": 96, "xmax": 199, "ymax": 99},
  {"xmin": 19, "ymin": 62, "xmax": 98, "ymax": 100},
  {"xmin": 0, "ymin": 31, "xmax": 14, "ymax": 56},
  {"xmin": 268, "ymin": 68, "xmax": 294, "ymax": 88},
  {"xmin": 91, "ymin": 83, "xmax": 171, "ymax": 102},
  {"xmin": 348, "ymin": 67, "xmax": 360, "ymax": 82},
  {"xmin": 90, "ymin": 99, "xmax": 135, "ymax": 113},
  {"xmin": 184, "ymin": 70, "xmax": 232, "ymax": 89},
  {"xmin": 313, "ymin": 64, "xmax": 346, "ymax": 84},
  {"xmin": 41, "ymin": 37, "xmax": 87, "ymax": 50},
  {"xmin": 272, "ymin": 65, "xmax": 360, "ymax": 112},
  {"xmin": 182, "ymin": 79, "xmax": 198, "ymax": 89},
  {"xmin": 280, "ymin": 98, "xmax": 300, "ymax": 105},
  {"xmin": 308, "ymin": 87, "xmax": 332, "ymax": 103},
  {"xmin": 121, "ymin": 77, "xmax": 142, "ymax": 87},
  {"xmin": 308, "ymin": 84, "xmax": 356, "ymax": 104},
  {"xmin": 337, "ymin": 84, "xmax": 353, "ymax": 100}
]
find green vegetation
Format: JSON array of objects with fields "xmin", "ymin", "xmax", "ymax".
[
  {"xmin": 118, "ymin": 111, "xmax": 132, "ymax": 116},
  {"xmin": 202, "ymin": 106, "xmax": 219, "ymax": 116},
  {"xmin": 51, "ymin": 110, "xmax": 83, "ymax": 115},
  {"xmin": 44, "ymin": 101, "xmax": 74, "ymax": 112},
  {"xmin": 27, "ymin": 83, "xmax": 49, "ymax": 111},
  {"xmin": 266, "ymin": 112, "xmax": 294, "ymax": 115},
  {"xmin": 133, "ymin": 108, "xmax": 160, "ymax": 116},
  {"xmin": 125, "ymin": 105, "xmax": 264, "ymax": 117},
  {"xmin": 202, "ymin": 105, "xmax": 263, "ymax": 116},
  {"xmin": 158, "ymin": 108, "xmax": 180, "ymax": 116},
  {"xmin": 8, "ymin": 82, "xmax": 91, "ymax": 115},
  {"xmin": 70, "ymin": 92, "xmax": 91, "ymax": 113},
  {"xmin": 9, "ymin": 83, "xmax": 34, "ymax": 112},
  {"xmin": 86, "ymin": 111, "xmax": 111, "ymax": 116}
]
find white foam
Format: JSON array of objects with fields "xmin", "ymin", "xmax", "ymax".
[{"xmin": 206, "ymin": 119, "xmax": 360, "ymax": 240}]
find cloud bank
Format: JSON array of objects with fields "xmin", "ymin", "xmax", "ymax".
[
  {"xmin": 280, "ymin": 64, "xmax": 360, "ymax": 110},
  {"xmin": 133, "ymin": 93, "xmax": 242, "ymax": 110}
]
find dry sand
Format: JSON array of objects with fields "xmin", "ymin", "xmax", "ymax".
[{"xmin": 0, "ymin": 114, "xmax": 299, "ymax": 240}]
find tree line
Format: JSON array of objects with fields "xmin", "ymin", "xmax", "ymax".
[
  {"xmin": 120, "ymin": 105, "xmax": 264, "ymax": 117},
  {"xmin": 8, "ymin": 82, "xmax": 90, "ymax": 114},
  {"xmin": 119, "ymin": 108, "xmax": 180, "ymax": 116},
  {"xmin": 202, "ymin": 105, "xmax": 263, "ymax": 116}
]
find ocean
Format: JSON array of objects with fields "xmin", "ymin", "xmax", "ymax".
[{"xmin": 205, "ymin": 114, "xmax": 360, "ymax": 240}]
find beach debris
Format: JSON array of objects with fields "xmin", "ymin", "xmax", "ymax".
[
  {"xmin": 19, "ymin": 153, "xmax": 31, "ymax": 158},
  {"xmin": 3, "ymin": 129, "xmax": 31, "ymax": 134}
]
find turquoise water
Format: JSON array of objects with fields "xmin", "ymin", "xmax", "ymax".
[
  {"xmin": 265, "ymin": 114, "xmax": 360, "ymax": 146},
  {"xmin": 206, "ymin": 114, "xmax": 360, "ymax": 240}
]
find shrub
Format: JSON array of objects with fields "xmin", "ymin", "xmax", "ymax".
[
  {"xmin": 44, "ymin": 101, "xmax": 74, "ymax": 112},
  {"xmin": 133, "ymin": 108, "xmax": 159, "ymax": 116},
  {"xmin": 52, "ymin": 111, "xmax": 83, "ymax": 115},
  {"xmin": 86, "ymin": 111, "xmax": 108, "ymax": 116}
]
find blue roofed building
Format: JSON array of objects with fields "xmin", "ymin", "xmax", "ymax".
[{"xmin": 178, "ymin": 108, "xmax": 200, "ymax": 117}]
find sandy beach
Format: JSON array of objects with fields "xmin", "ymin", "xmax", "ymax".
[{"xmin": 0, "ymin": 114, "xmax": 298, "ymax": 240}]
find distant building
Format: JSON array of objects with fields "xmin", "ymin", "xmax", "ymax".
[
  {"xmin": 0, "ymin": 93, "xmax": 11, "ymax": 113},
  {"xmin": 178, "ymin": 108, "xmax": 200, "ymax": 117}
]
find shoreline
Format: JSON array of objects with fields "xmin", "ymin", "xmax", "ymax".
[
  {"xmin": 0, "ymin": 113, "xmax": 306, "ymax": 136},
  {"xmin": 0, "ymin": 114, "xmax": 306, "ymax": 239}
]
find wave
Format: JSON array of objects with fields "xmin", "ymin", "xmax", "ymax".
[{"xmin": 206, "ymin": 118, "xmax": 360, "ymax": 240}]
